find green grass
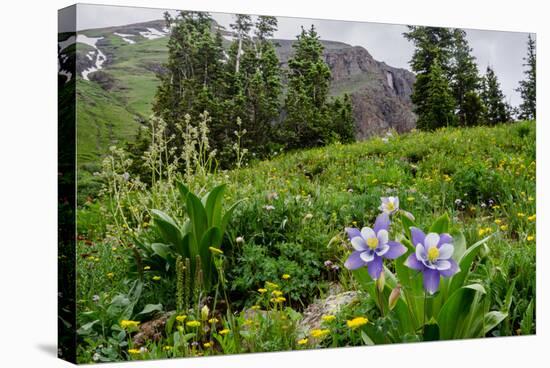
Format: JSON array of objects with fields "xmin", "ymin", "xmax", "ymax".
[{"xmin": 75, "ymin": 120, "xmax": 536, "ymax": 362}]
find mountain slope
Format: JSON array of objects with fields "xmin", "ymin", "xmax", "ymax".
[{"xmin": 58, "ymin": 20, "xmax": 416, "ymax": 166}]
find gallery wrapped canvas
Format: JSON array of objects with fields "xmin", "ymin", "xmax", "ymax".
[{"xmin": 58, "ymin": 3, "xmax": 536, "ymax": 364}]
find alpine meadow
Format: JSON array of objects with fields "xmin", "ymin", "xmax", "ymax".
[{"xmin": 57, "ymin": 4, "xmax": 536, "ymax": 364}]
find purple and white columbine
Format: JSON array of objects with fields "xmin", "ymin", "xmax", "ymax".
[
  {"xmin": 404, "ymin": 227, "xmax": 460, "ymax": 294},
  {"xmin": 344, "ymin": 213, "xmax": 407, "ymax": 280},
  {"xmin": 379, "ymin": 196, "xmax": 399, "ymax": 215}
]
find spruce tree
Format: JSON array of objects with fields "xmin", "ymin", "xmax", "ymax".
[
  {"xmin": 282, "ymin": 25, "xmax": 332, "ymax": 148},
  {"xmin": 422, "ymin": 58, "xmax": 456, "ymax": 129},
  {"xmin": 516, "ymin": 34, "xmax": 536, "ymax": 120},
  {"xmin": 481, "ymin": 66, "xmax": 510, "ymax": 125},
  {"xmin": 451, "ymin": 29, "xmax": 481, "ymax": 126},
  {"xmin": 462, "ymin": 91, "xmax": 486, "ymax": 126},
  {"xmin": 404, "ymin": 26, "xmax": 455, "ymax": 129}
]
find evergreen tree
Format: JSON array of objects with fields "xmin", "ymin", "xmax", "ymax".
[
  {"xmin": 451, "ymin": 29, "xmax": 481, "ymax": 125},
  {"xmin": 516, "ymin": 34, "xmax": 536, "ymax": 120},
  {"xmin": 481, "ymin": 66, "xmax": 510, "ymax": 125},
  {"xmin": 229, "ymin": 14, "xmax": 253, "ymax": 74},
  {"xmin": 282, "ymin": 25, "xmax": 333, "ymax": 148},
  {"xmin": 328, "ymin": 94, "xmax": 356, "ymax": 143},
  {"xmin": 421, "ymin": 58, "xmax": 456, "ymax": 130},
  {"xmin": 404, "ymin": 26, "xmax": 455, "ymax": 129},
  {"xmin": 462, "ymin": 91, "xmax": 485, "ymax": 126},
  {"xmin": 154, "ymin": 11, "xmax": 228, "ymax": 147}
]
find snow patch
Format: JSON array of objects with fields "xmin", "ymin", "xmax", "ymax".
[
  {"xmin": 59, "ymin": 35, "xmax": 76, "ymax": 52},
  {"xmin": 114, "ymin": 32, "xmax": 136, "ymax": 44},
  {"xmin": 59, "ymin": 69, "xmax": 72, "ymax": 82},
  {"xmin": 76, "ymin": 35, "xmax": 107, "ymax": 81},
  {"xmin": 139, "ymin": 27, "xmax": 167, "ymax": 40}
]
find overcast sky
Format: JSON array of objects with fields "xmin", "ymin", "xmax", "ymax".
[{"xmin": 66, "ymin": 3, "xmax": 535, "ymax": 106}]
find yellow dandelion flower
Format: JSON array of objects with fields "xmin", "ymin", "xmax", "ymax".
[
  {"xmin": 176, "ymin": 315, "xmax": 187, "ymax": 323},
  {"xmin": 346, "ymin": 317, "xmax": 368, "ymax": 329},
  {"xmin": 251, "ymin": 305, "xmax": 261, "ymax": 310},
  {"xmin": 143, "ymin": 266, "xmax": 151, "ymax": 270},
  {"xmin": 517, "ymin": 212, "xmax": 525, "ymax": 218},
  {"xmin": 527, "ymin": 235, "xmax": 535, "ymax": 241},
  {"xmin": 163, "ymin": 346, "xmax": 172, "ymax": 351},
  {"xmin": 265, "ymin": 281, "xmax": 280, "ymax": 289},
  {"xmin": 219, "ymin": 328, "xmax": 231, "ymax": 335},
  {"xmin": 528, "ymin": 214, "xmax": 536, "ymax": 222},
  {"xmin": 272, "ymin": 290, "xmax": 283, "ymax": 297},
  {"xmin": 494, "ymin": 219, "xmax": 502, "ymax": 225},
  {"xmin": 321, "ymin": 315, "xmax": 336, "ymax": 323},
  {"xmin": 186, "ymin": 320, "xmax": 201, "ymax": 328},
  {"xmin": 282, "ymin": 274, "xmax": 291, "ymax": 280},
  {"xmin": 152, "ymin": 276, "xmax": 161, "ymax": 281},
  {"xmin": 203, "ymin": 342, "xmax": 213, "ymax": 348},
  {"xmin": 500, "ymin": 225, "xmax": 508, "ymax": 231},
  {"xmin": 310, "ymin": 329, "xmax": 330, "ymax": 339},
  {"xmin": 297, "ymin": 338, "xmax": 308, "ymax": 345},
  {"xmin": 208, "ymin": 318, "xmax": 219, "ymax": 324},
  {"xmin": 106, "ymin": 272, "xmax": 114, "ymax": 278},
  {"xmin": 128, "ymin": 349, "xmax": 141, "ymax": 355},
  {"xmin": 258, "ymin": 288, "xmax": 267, "ymax": 294},
  {"xmin": 407, "ymin": 197, "xmax": 415, "ymax": 202},
  {"xmin": 528, "ymin": 196, "xmax": 534, "ymax": 202}
]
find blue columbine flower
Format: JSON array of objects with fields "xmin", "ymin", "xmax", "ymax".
[
  {"xmin": 404, "ymin": 227, "xmax": 460, "ymax": 294},
  {"xmin": 344, "ymin": 213, "xmax": 407, "ymax": 280},
  {"xmin": 379, "ymin": 196, "xmax": 399, "ymax": 215}
]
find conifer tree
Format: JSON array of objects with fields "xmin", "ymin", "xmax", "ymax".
[
  {"xmin": 422, "ymin": 58, "xmax": 456, "ymax": 129},
  {"xmin": 451, "ymin": 29, "xmax": 481, "ymax": 125},
  {"xmin": 516, "ymin": 34, "xmax": 536, "ymax": 120},
  {"xmin": 481, "ymin": 66, "xmax": 510, "ymax": 125}
]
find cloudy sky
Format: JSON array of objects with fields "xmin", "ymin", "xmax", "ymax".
[{"xmin": 67, "ymin": 3, "xmax": 534, "ymax": 106}]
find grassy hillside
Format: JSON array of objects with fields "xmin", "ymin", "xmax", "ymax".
[{"xmin": 76, "ymin": 121, "xmax": 535, "ymax": 363}]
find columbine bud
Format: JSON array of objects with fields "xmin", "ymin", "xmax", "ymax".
[
  {"xmin": 376, "ymin": 271, "xmax": 385, "ymax": 292},
  {"xmin": 388, "ymin": 284, "xmax": 402, "ymax": 311},
  {"xmin": 201, "ymin": 305, "xmax": 210, "ymax": 321}
]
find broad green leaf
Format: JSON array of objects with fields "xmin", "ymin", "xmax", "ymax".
[
  {"xmin": 165, "ymin": 313, "xmax": 177, "ymax": 335},
  {"xmin": 448, "ymin": 234, "xmax": 493, "ymax": 295},
  {"xmin": 199, "ymin": 227, "xmax": 223, "ymax": 287},
  {"xmin": 151, "ymin": 209, "xmax": 182, "ymax": 246},
  {"xmin": 176, "ymin": 181, "xmax": 190, "ymax": 203},
  {"xmin": 483, "ymin": 311, "xmax": 508, "ymax": 335},
  {"xmin": 186, "ymin": 192, "xmax": 208, "ymax": 242},
  {"xmin": 400, "ymin": 211, "xmax": 415, "ymax": 240},
  {"xmin": 221, "ymin": 199, "xmax": 245, "ymax": 234},
  {"xmin": 430, "ymin": 213, "xmax": 450, "ymax": 233},
  {"xmin": 361, "ymin": 331, "xmax": 375, "ymax": 345},
  {"xmin": 204, "ymin": 184, "xmax": 226, "ymax": 227},
  {"xmin": 520, "ymin": 300, "xmax": 534, "ymax": 335},
  {"xmin": 450, "ymin": 230, "xmax": 467, "ymax": 261},
  {"xmin": 138, "ymin": 303, "xmax": 163, "ymax": 316},
  {"xmin": 438, "ymin": 284, "xmax": 485, "ymax": 339},
  {"xmin": 77, "ymin": 320, "xmax": 99, "ymax": 336},
  {"xmin": 151, "ymin": 243, "xmax": 171, "ymax": 260}
]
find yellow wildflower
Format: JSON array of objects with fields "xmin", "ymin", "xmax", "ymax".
[
  {"xmin": 528, "ymin": 214, "xmax": 536, "ymax": 222},
  {"xmin": 186, "ymin": 320, "xmax": 201, "ymax": 328},
  {"xmin": 494, "ymin": 219, "xmax": 502, "ymax": 225},
  {"xmin": 152, "ymin": 275, "xmax": 161, "ymax": 281},
  {"xmin": 407, "ymin": 197, "xmax": 415, "ymax": 202},
  {"xmin": 297, "ymin": 338, "xmax": 308, "ymax": 345},
  {"xmin": 270, "ymin": 296, "xmax": 286, "ymax": 303},
  {"xmin": 517, "ymin": 212, "xmax": 525, "ymax": 218},
  {"xmin": 272, "ymin": 290, "xmax": 283, "ymax": 297},
  {"xmin": 527, "ymin": 235, "xmax": 535, "ymax": 241},
  {"xmin": 258, "ymin": 288, "xmax": 267, "ymax": 294},
  {"xmin": 209, "ymin": 246, "xmax": 224, "ymax": 255},
  {"xmin": 251, "ymin": 305, "xmax": 261, "ymax": 310},
  {"xmin": 282, "ymin": 274, "xmax": 291, "ymax": 280},
  {"xmin": 346, "ymin": 317, "xmax": 368, "ymax": 329},
  {"xmin": 310, "ymin": 329, "xmax": 330, "ymax": 339},
  {"xmin": 106, "ymin": 272, "xmax": 114, "ymax": 278},
  {"xmin": 219, "ymin": 328, "xmax": 231, "ymax": 335},
  {"xmin": 208, "ymin": 318, "xmax": 219, "ymax": 324},
  {"xmin": 176, "ymin": 315, "xmax": 187, "ymax": 323},
  {"xmin": 120, "ymin": 320, "xmax": 140, "ymax": 329},
  {"xmin": 500, "ymin": 225, "xmax": 508, "ymax": 231},
  {"xmin": 265, "ymin": 281, "xmax": 280, "ymax": 289},
  {"xmin": 321, "ymin": 315, "xmax": 336, "ymax": 323},
  {"xmin": 163, "ymin": 346, "xmax": 172, "ymax": 351},
  {"xmin": 203, "ymin": 342, "xmax": 213, "ymax": 348},
  {"xmin": 143, "ymin": 266, "xmax": 151, "ymax": 270},
  {"xmin": 128, "ymin": 349, "xmax": 141, "ymax": 355}
]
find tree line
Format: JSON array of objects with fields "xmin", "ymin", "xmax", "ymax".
[
  {"xmin": 151, "ymin": 11, "xmax": 355, "ymax": 168},
  {"xmin": 404, "ymin": 27, "xmax": 536, "ymax": 130}
]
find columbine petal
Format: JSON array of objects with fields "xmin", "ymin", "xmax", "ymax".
[
  {"xmin": 360, "ymin": 250, "xmax": 375, "ymax": 263},
  {"xmin": 344, "ymin": 251, "xmax": 366, "ymax": 270},
  {"xmin": 423, "ymin": 268, "xmax": 441, "ymax": 295},
  {"xmin": 439, "ymin": 258, "xmax": 460, "ymax": 277},
  {"xmin": 438, "ymin": 243, "xmax": 454, "ymax": 260},
  {"xmin": 351, "ymin": 237, "xmax": 367, "ymax": 251},
  {"xmin": 377, "ymin": 229, "xmax": 389, "ymax": 246},
  {"xmin": 415, "ymin": 243, "xmax": 427, "ymax": 261},
  {"xmin": 367, "ymin": 255, "xmax": 383, "ymax": 280},
  {"xmin": 405, "ymin": 253, "xmax": 424, "ymax": 271},
  {"xmin": 411, "ymin": 227, "xmax": 426, "ymax": 248},
  {"xmin": 433, "ymin": 259, "xmax": 451, "ymax": 271},
  {"xmin": 438, "ymin": 233, "xmax": 453, "ymax": 247},
  {"xmin": 361, "ymin": 227, "xmax": 375, "ymax": 240},
  {"xmin": 384, "ymin": 241, "xmax": 407, "ymax": 259},
  {"xmin": 375, "ymin": 243, "xmax": 390, "ymax": 256},
  {"xmin": 345, "ymin": 227, "xmax": 362, "ymax": 241},
  {"xmin": 373, "ymin": 213, "xmax": 390, "ymax": 233},
  {"xmin": 424, "ymin": 233, "xmax": 440, "ymax": 249}
]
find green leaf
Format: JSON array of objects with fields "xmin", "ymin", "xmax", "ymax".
[
  {"xmin": 438, "ymin": 284, "xmax": 485, "ymax": 339},
  {"xmin": 138, "ymin": 303, "xmax": 163, "ymax": 316},
  {"xmin": 423, "ymin": 319, "xmax": 440, "ymax": 341},
  {"xmin": 77, "ymin": 320, "xmax": 100, "ymax": 336},
  {"xmin": 520, "ymin": 300, "xmax": 534, "ymax": 335},
  {"xmin": 151, "ymin": 243, "xmax": 171, "ymax": 260},
  {"xmin": 483, "ymin": 311, "xmax": 508, "ymax": 335},
  {"xmin": 360, "ymin": 331, "xmax": 375, "ymax": 345},
  {"xmin": 430, "ymin": 213, "xmax": 450, "ymax": 233},
  {"xmin": 450, "ymin": 231, "xmax": 467, "ymax": 261},
  {"xmin": 176, "ymin": 181, "xmax": 190, "ymax": 203},
  {"xmin": 151, "ymin": 209, "xmax": 182, "ymax": 246},
  {"xmin": 448, "ymin": 234, "xmax": 494, "ymax": 295},
  {"xmin": 400, "ymin": 211, "xmax": 415, "ymax": 240},
  {"xmin": 186, "ymin": 192, "xmax": 208, "ymax": 242},
  {"xmin": 165, "ymin": 313, "xmax": 177, "ymax": 335},
  {"xmin": 221, "ymin": 199, "xmax": 245, "ymax": 234},
  {"xmin": 204, "ymin": 184, "xmax": 226, "ymax": 227},
  {"xmin": 199, "ymin": 227, "xmax": 223, "ymax": 287}
]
